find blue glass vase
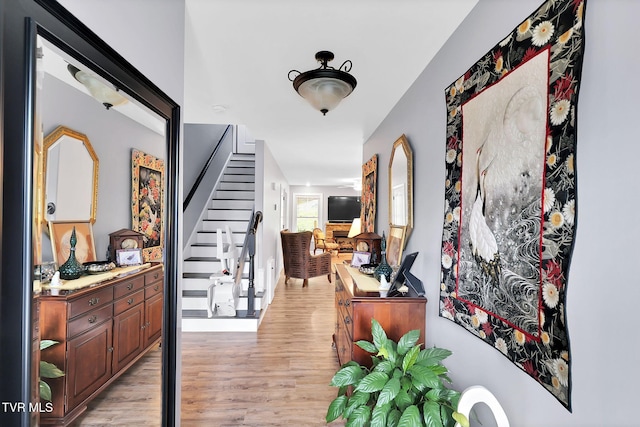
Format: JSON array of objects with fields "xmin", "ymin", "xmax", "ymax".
[
  {"xmin": 374, "ymin": 232, "xmax": 392, "ymax": 283},
  {"xmin": 59, "ymin": 226, "xmax": 84, "ymax": 280}
]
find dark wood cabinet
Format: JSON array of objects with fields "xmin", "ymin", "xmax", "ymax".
[
  {"xmin": 39, "ymin": 264, "xmax": 163, "ymax": 425},
  {"xmin": 333, "ymin": 263, "xmax": 426, "ymax": 366}
]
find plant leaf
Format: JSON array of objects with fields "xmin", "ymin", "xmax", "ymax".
[
  {"xmin": 417, "ymin": 347, "xmax": 453, "ymax": 366},
  {"xmin": 373, "ymin": 359, "xmax": 395, "ymax": 375},
  {"xmin": 39, "ymin": 380, "xmax": 52, "ymax": 402},
  {"xmin": 371, "ymin": 319, "xmax": 388, "ymax": 349},
  {"xmin": 356, "ymin": 339, "xmax": 378, "ymax": 354},
  {"xmin": 371, "ymin": 402, "xmax": 390, "ymax": 427},
  {"xmin": 395, "ymin": 388, "xmax": 414, "ymax": 411},
  {"xmin": 388, "ymin": 408, "xmax": 402, "ymax": 427},
  {"xmin": 398, "ymin": 405, "xmax": 422, "ymax": 427},
  {"xmin": 408, "ymin": 365, "xmax": 441, "ymax": 390},
  {"xmin": 40, "ymin": 361, "xmax": 64, "ymax": 379},
  {"xmin": 397, "ymin": 329, "xmax": 420, "ymax": 355},
  {"xmin": 452, "ymin": 411, "xmax": 469, "ymax": 427},
  {"xmin": 331, "ymin": 365, "xmax": 365, "ymax": 387},
  {"xmin": 355, "ymin": 371, "xmax": 389, "ymax": 393},
  {"xmin": 402, "ymin": 345, "xmax": 421, "ymax": 372},
  {"xmin": 423, "ymin": 401, "xmax": 444, "ymax": 427},
  {"xmin": 346, "ymin": 405, "xmax": 371, "ymax": 427},
  {"xmin": 326, "ymin": 395, "xmax": 347, "ymax": 422},
  {"xmin": 377, "ymin": 377, "xmax": 400, "ymax": 406},
  {"xmin": 40, "ymin": 339, "xmax": 59, "ymax": 351}
]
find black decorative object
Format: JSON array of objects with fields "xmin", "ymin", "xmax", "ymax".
[
  {"xmin": 58, "ymin": 226, "xmax": 84, "ymax": 280},
  {"xmin": 374, "ymin": 232, "xmax": 392, "ymax": 283}
]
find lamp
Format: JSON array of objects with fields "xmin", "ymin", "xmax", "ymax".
[
  {"xmin": 288, "ymin": 51, "xmax": 357, "ymax": 115},
  {"xmin": 348, "ymin": 218, "xmax": 362, "ymax": 238},
  {"xmin": 67, "ymin": 64, "xmax": 128, "ymax": 110}
]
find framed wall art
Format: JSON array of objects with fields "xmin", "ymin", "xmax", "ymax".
[
  {"xmin": 439, "ymin": 0, "xmax": 586, "ymax": 410},
  {"xmin": 350, "ymin": 251, "xmax": 371, "ymax": 268},
  {"xmin": 360, "ymin": 154, "xmax": 377, "ymax": 233},
  {"xmin": 131, "ymin": 149, "xmax": 165, "ymax": 262},
  {"xmin": 385, "ymin": 224, "xmax": 406, "ymax": 267},
  {"xmin": 48, "ymin": 220, "xmax": 97, "ymax": 265}
]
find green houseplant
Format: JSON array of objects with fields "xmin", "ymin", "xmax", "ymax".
[
  {"xmin": 40, "ymin": 339, "xmax": 65, "ymax": 401},
  {"xmin": 326, "ymin": 319, "xmax": 469, "ymax": 427}
]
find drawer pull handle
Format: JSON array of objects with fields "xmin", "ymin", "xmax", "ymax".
[
  {"xmin": 338, "ymin": 299, "xmax": 343, "ymax": 306},
  {"xmin": 141, "ymin": 324, "xmax": 146, "ymax": 329},
  {"xmin": 154, "ymin": 285, "xmax": 159, "ymax": 291},
  {"xmin": 345, "ymin": 316, "xmax": 351, "ymax": 324},
  {"xmin": 88, "ymin": 315, "xmax": 97, "ymax": 324},
  {"xmin": 153, "ymin": 273, "xmax": 159, "ymax": 279},
  {"xmin": 108, "ymin": 347, "xmax": 114, "ymax": 353},
  {"xmin": 127, "ymin": 298, "xmax": 134, "ymax": 305},
  {"xmin": 88, "ymin": 297, "xmax": 100, "ymax": 306},
  {"xmin": 345, "ymin": 299, "xmax": 351, "ymax": 307},
  {"xmin": 127, "ymin": 283, "xmax": 134, "ymax": 290}
]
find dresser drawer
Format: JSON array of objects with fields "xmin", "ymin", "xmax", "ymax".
[
  {"xmin": 68, "ymin": 304, "xmax": 112, "ymax": 338},
  {"xmin": 144, "ymin": 268, "xmax": 163, "ymax": 285},
  {"xmin": 113, "ymin": 276, "xmax": 144, "ymax": 300},
  {"xmin": 114, "ymin": 289, "xmax": 144, "ymax": 316},
  {"xmin": 68, "ymin": 287, "xmax": 113, "ymax": 319},
  {"xmin": 145, "ymin": 281, "xmax": 163, "ymax": 299}
]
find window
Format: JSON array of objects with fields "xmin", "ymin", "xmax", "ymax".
[{"xmin": 294, "ymin": 194, "xmax": 322, "ymax": 232}]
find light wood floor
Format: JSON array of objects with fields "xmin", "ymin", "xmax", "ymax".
[{"xmin": 73, "ymin": 253, "xmax": 349, "ymax": 426}]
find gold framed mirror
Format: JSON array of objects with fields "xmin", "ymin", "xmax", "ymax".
[
  {"xmin": 388, "ymin": 134, "xmax": 413, "ymax": 245},
  {"xmin": 42, "ymin": 126, "xmax": 99, "ymax": 225}
]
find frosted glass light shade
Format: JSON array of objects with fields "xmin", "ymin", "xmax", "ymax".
[
  {"xmin": 297, "ymin": 77, "xmax": 354, "ymax": 115},
  {"xmin": 68, "ymin": 64, "xmax": 128, "ymax": 109}
]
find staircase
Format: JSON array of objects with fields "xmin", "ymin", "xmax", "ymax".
[{"xmin": 182, "ymin": 153, "xmax": 265, "ymax": 332}]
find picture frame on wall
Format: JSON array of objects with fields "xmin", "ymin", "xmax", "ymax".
[
  {"xmin": 48, "ymin": 220, "xmax": 97, "ymax": 265},
  {"xmin": 360, "ymin": 154, "xmax": 378, "ymax": 233},
  {"xmin": 131, "ymin": 149, "xmax": 165, "ymax": 262}
]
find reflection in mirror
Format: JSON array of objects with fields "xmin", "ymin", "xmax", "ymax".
[
  {"xmin": 43, "ymin": 126, "xmax": 98, "ymax": 224},
  {"xmin": 389, "ymin": 134, "xmax": 413, "ymax": 245},
  {"xmin": 33, "ymin": 33, "xmax": 167, "ymax": 426}
]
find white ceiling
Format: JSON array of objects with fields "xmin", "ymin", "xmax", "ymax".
[{"xmin": 183, "ymin": 0, "xmax": 478, "ymax": 187}]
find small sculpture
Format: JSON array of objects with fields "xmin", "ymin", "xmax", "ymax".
[{"xmin": 58, "ymin": 226, "xmax": 84, "ymax": 280}]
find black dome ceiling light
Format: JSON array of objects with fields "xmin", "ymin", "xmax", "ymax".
[{"xmin": 288, "ymin": 51, "xmax": 357, "ymax": 116}]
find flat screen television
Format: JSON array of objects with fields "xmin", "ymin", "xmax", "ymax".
[{"xmin": 327, "ymin": 196, "xmax": 361, "ymax": 223}]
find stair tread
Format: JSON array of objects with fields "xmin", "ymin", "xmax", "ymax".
[
  {"xmin": 182, "ymin": 309, "xmax": 261, "ymax": 319},
  {"xmin": 182, "ymin": 271, "xmax": 250, "ymax": 279},
  {"xmin": 182, "ymin": 290, "xmax": 265, "ymax": 298}
]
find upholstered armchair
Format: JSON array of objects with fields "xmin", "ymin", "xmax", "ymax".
[
  {"xmin": 312, "ymin": 228, "xmax": 340, "ymax": 254},
  {"xmin": 280, "ymin": 230, "xmax": 332, "ymax": 287}
]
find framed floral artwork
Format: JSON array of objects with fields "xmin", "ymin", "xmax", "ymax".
[
  {"xmin": 48, "ymin": 220, "xmax": 97, "ymax": 265},
  {"xmin": 360, "ymin": 154, "xmax": 377, "ymax": 233},
  {"xmin": 439, "ymin": 0, "xmax": 586, "ymax": 410},
  {"xmin": 131, "ymin": 149, "xmax": 165, "ymax": 262}
]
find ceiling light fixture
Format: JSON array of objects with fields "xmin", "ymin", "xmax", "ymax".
[
  {"xmin": 67, "ymin": 64, "xmax": 128, "ymax": 110},
  {"xmin": 288, "ymin": 51, "xmax": 357, "ymax": 116}
]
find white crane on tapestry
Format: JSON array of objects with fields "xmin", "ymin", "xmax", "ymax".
[{"xmin": 469, "ymin": 142, "xmax": 501, "ymax": 283}]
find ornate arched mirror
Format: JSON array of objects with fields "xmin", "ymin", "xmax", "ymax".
[
  {"xmin": 389, "ymin": 135, "xmax": 413, "ymax": 245},
  {"xmin": 43, "ymin": 126, "xmax": 99, "ymax": 224}
]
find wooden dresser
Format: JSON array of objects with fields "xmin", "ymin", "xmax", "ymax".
[
  {"xmin": 333, "ymin": 263, "xmax": 426, "ymax": 366},
  {"xmin": 39, "ymin": 263, "xmax": 163, "ymax": 426}
]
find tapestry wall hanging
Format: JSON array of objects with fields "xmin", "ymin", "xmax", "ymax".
[
  {"xmin": 360, "ymin": 154, "xmax": 378, "ymax": 233},
  {"xmin": 131, "ymin": 149, "xmax": 165, "ymax": 262},
  {"xmin": 439, "ymin": 0, "xmax": 585, "ymax": 410}
]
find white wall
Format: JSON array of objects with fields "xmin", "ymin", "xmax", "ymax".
[{"xmin": 363, "ymin": 0, "xmax": 640, "ymax": 426}]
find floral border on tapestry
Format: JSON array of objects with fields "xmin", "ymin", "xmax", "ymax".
[{"xmin": 439, "ymin": 0, "xmax": 586, "ymax": 410}]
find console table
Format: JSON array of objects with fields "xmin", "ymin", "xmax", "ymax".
[
  {"xmin": 333, "ymin": 263, "xmax": 426, "ymax": 366},
  {"xmin": 38, "ymin": 263, "xmax": 163, "ymax": 425}
]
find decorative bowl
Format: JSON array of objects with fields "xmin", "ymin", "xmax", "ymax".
[{"xmin": 83, "ymin": 261, "xmax": 117, "ymax": 275}]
